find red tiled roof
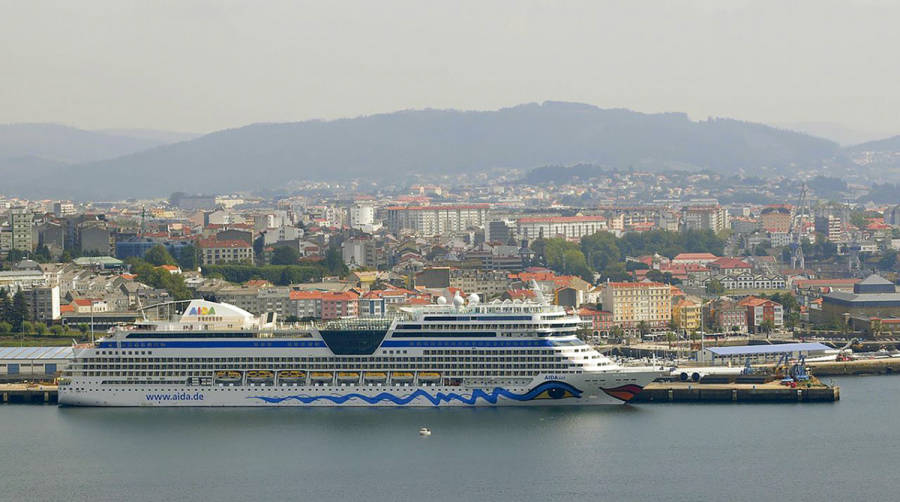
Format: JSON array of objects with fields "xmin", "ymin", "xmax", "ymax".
[
  {"xmin": 738, "ymin": 296, "xmax": 777, "ymax": 307},
  {"xmin": 710, "ymin": 257, "xmax": 751, "ymax": 269},
  {"xmin": 672, "ymin": 253, "xmax": 718, "ymax": 261}
]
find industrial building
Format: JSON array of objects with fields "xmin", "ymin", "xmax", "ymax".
[
  {"xmin": 0, "ymin": 346, "xmax": 73, "ymax": 381},
  {"xmin": 698, "ymin": 342, "xmax": 833, "ymax": 365}
]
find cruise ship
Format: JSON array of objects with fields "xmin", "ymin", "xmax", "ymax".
[{"xmin": 58, "ymin": 289, "xmax": 664, "ymax": 407}]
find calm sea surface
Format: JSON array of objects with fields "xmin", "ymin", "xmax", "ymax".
[{"xmin": 2, "ymin": 376, "xmax": 899, "ymax": 502}]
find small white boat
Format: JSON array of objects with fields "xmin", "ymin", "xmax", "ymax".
[{"xmin": 418, "ymin": 427, "xmax": 431, "ymax": 436}]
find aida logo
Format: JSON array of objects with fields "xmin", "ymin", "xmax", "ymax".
[{"xmin": 188, "ymin": 306, "xmax": 216, "ymax": 316}]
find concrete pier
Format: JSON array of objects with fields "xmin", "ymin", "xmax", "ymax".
[
  {"xmin": 805, "ymin": 358, "xmax": 900, "ymax": 376},
  {"xmin": 632, "ymin": 382, "xmax": 839, "ymax": 403},
  {"xmin": 0, "ymin": 384, "xmax": 58, "ymax": 404}
]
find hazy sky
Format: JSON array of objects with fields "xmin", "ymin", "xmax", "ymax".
[{"xmin": 2, "ymin": 0, "xmax": 899, "ymax": 137}]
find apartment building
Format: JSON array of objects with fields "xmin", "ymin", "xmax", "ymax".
[
  {"xmin": 515, "ymin": 215, "xmax": 607, "ymax": 241},
  {"xmin": 385, "ymin": 204, "xmax": 490, "ymax": 237},
  {"xmin": 682, "ymin": 205, "xmax": 729, "ymax": 233},
  {"xmin": 738, "ymin": 296, "xmax": 784, "ymax": 333},
  {"xmin": 601, "ymin": 281, "xmax": 672, "ymax": 332},
  {"xmin": 197, "ymin": 238, "xmax": 254, "ymax": 265}
]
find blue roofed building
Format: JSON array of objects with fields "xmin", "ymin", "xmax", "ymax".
[{"xmin": 699, "ymin": 342, "xmax": 834, "ymax": 364}]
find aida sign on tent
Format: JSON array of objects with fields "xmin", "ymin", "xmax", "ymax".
[{"xmin": 188, "ymin": 306, "xmax": 217, "ymax": 316}]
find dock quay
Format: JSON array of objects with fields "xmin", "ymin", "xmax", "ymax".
[
  {"xmin": 632, "ymin": 382, "xmax": 839, "ymax": 403},
  {"xmin": 0, "ymin": 384, "xmax": 58, "ymax": 404},
  {"xmin": 802, "ymin": 358, "xmax": 900, "ymax": 376}
]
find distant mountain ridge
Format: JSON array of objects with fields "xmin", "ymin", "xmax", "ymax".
[
  {"xmin": 0, "ymin": 123, "xmax": 174, "ymax": 164},
  {"xmin": 10, "ymin": 101, "xmax": 849, "ymax": 200},
  {"xmin": 847, "ymin": 135, "xmax": 900, "ymax": 153},
  {"xmin": 0, "ymin": 123, "xmax": 194, "ymax": 198}
]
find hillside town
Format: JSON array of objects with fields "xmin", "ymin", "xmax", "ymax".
[{"xmin": 3, "ymin": 174, "xmax": 900, "ymax": 342}]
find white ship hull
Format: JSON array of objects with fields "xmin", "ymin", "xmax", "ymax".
[{"xmin": 60, "ymin": 371, "xmax": 661, "ymax": 407}]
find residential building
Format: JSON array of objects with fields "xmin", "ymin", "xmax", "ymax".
[
  {"xmin": 385, "ymin": 204, "xmax": 490, "ymax": 237},
  {"xmin": 515, "ymin": 215, "xmax": 607, "ymax": 241},
  {"xmin": 25, "ymin": 286, "xmax": 61, "ymax": 322},
  {"xmin": 706, "ymin": 273, "xmax": 787, "ymax": 291},
  {"xmin": 815, "ymin": 215, "xmax": 844, "ymax": 242},
  {"xmin": 197, "ymin": 238, "xmax": 254, "ymax": 265},
  {"xmin": 9, "ymin": 207, "xmax": 33, "ymax": 253},
  {"xmin": 485, "ymin": 220, "xmax": 513, "ymax": 244},
  {"xmin": 577, "ymin": 307, "xmax": 613, "ymax": 334},
  {"xmin": 71, "ymin": 298, "xmax": 108, "ymax": 314},
  {"xmin": 671, "ymin": 253, "xmax": 719, "ymax": 265},
  {"xmin": 760, "ymin": 205, "xmax": 792, "ymax": 233},
  {"xmin": 321, "ymin": 291, "xmax": 359, "ymax": 319},
  {"xmin": 704, "ymin": 298, "xmax": 748, "ymax": 333},
  {"xmin": 672, "ymin": 297, "xmax": 702, "ymax": 332},
  {"xmin": 342, "ymin": 238, "xmax": 379, "ymax": 269},
  {"xmin": 78, "ymin": 221, "xmax": 113, "ymax": 255},
  {"xmin": 358, "ymin": 290, "xmax": 386, "ymax": 317},
  {"xmin": 53, "ymin": 202, "xmax": 76, "ymax": 217},
  {"xmin": 600, "ymin": 281, "xmax": 672, "ymax": 332},
  {"xmin": 682, "ymin": 205, "xmax": 729, "ymax": 233},
  {"xmin": 708, "ymin": 257, "xmax": 752, "ymax": 274},
  {"xmin": 289, "ymin": 291, "xmax": 324, "ymax": 319},
  {"xmin": 349, "ymin": 203, "xmax": 375, "ymax": 230},
  {"xmin": 739, "ymin": 296, "xmax": 784, "ymax": 333}
]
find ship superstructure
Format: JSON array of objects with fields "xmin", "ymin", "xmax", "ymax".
[{"xmin": 59, "ymin": 291, "xmax": 663, "ymax": 407}]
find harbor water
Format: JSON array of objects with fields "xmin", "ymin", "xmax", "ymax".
[{"xmin": 2, "ymin": 376, "xmax": 897, "ymax": 501}]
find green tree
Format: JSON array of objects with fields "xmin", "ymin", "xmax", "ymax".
[
  {"xmin": 34, "ymin": 322, "xmax": 47, "ymax": 335},
  {"xmin": 10, "ymin": 290, "xmax": 30, "ymax": 332},
  {"xmin": 600, "ymin": 262, "xmax": 630, "ymax": 282},
  {"xmin": 128, "ymin": 257, "xmax": 192, "ymax": 300},
  {"xmin": 49, "ymin": 324, "xmax": 65, "ymax": 335},
  {"xmin": 21, "ymin": 320, "xmax": 34, "ymax": 334},
  {"xmin": 637, "ymin": 320, "xmax": 649, "ymax": 336},
  {"xmin": 0, "ymin": 290, "xmax": 10, "ymax": 324},
  {"xmin": 539, "ymin": 238, "xmax": 592, "ymax": 281},
  {"xmin": 0, "ymin": 321, "xmax": 11, "ymax": 334},
  {"xmin": 33, "ymin": 245, "xmax": 52, "ymax": 263},
  {"xmin": 177, "ymin": 245, "xmax": 199, "ymax": 270},
  {"xmin": 323, "ymin": 247, "xmax": 348, "ymax": 276},
  {"xmin": 144, "ymin": 245, "xmax": 176, "ymax": 266},
  {"xmin": 705, "ymin": 279, "xmax": 725, "ymax": 296},
  {"xmin": 581, "ymin": 232, "xmax": 621, "ymax": 272},
  {"xmin": 271, "ymin": 246, "xmax": 300, "ymax": 265},
  {"xmin": 879, "ymin": 250, "xmax": 898, "ymax": 271}
]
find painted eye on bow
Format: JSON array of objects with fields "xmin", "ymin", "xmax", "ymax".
[{"xmin": 534, "ymin": 386, "xmax": 575, "ymax": 399}]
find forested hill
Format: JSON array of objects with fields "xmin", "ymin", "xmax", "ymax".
[{"xmin": 19, "ymin": 101, "xmax": 844, "ymax": 199}]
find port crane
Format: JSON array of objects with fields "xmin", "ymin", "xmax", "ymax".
[{"xmin": 789, "ymin": 184, "xmax": 810, "ymax": 270}]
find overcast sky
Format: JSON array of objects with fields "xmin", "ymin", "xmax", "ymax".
[{"xmin": 1, "ymin": 0, "xmax": 899, "ymax": 139}]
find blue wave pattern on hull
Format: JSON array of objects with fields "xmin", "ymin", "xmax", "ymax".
[{"xmin": 247, "ymin": 381, "xmax": 582, "ymax": 406}]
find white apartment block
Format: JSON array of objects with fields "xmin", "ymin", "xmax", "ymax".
[
  {"xmin": 386, "ymin": 204, "xmax": 490, "ymax": 237},
  {"xmin": 516, "ymin": 216, "xmax": 607, "ymax": 241}
]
